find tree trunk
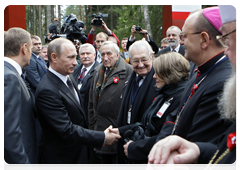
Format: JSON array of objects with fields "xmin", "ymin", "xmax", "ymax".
[
  {"xmin": 79, "ymin": 5, "xmax": 82, "ymax": 21},
  {"xmin": 143, "ymin": 5, "xmax": 152, "ymax": 37},
  {"xmin": 58, "ymin": 5, "xmax": 61, "ymax": 32},
  {"xmin": 38, "ymin": 5, "xmax": 42, "ymax": 39},
  {"xmin": 33, "ymin": 5, "xmax": 35, "ymax": 35},
  {"xmin": 46, "ymin": 5, "xmax": 51, "ymax": 33},
  {"xmin": 85, "ymin": 5, "xmax": 88, "ymax": 32},
  {"xmin": 111, "ymin": 5, "xmax": 113, "ymax": 30}
]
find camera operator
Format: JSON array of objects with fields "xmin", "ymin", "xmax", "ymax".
[
  {"xmin": 126, "ymin": 25, "xmax": 159, "ymax": 55},
  {"xmin": 86, "ymin": 18, "xmax": 120, "ymax": 63}
]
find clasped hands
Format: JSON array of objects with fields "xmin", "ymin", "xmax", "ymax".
[
  {"xmin": 103, "ymin": 125, "xmax": 121, "ymax": 146},
  {"xmin": 106, "ymin": 127, "xmax": 132, "ymax": 157}
]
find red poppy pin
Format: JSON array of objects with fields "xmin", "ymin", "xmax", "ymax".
[
  {"xmin": 113, "ymin": 77, "xmax": 119, "ymax": 83},
  {"xmin": 227, "ymin": 131, "xmax": 236, "ymax": 151}
]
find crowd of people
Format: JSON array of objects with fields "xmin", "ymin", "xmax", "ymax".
[{"xmin": 4, "ymin": 5, "xmax": 236, "ymax": 165}]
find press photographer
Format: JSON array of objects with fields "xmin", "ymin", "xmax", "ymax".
[{"xmin": 45, "ymin": 14, "xmax": 87, "ymax": 44}]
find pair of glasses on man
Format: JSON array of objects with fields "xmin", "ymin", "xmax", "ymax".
[
  {"xmin": 179, "ymin": 29, "xmax": 236, "ymax": 48},
  {"xmin": 216, "ymin": 29, "xmax": 236, "ymax": 47}
]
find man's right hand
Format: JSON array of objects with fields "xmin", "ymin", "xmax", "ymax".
[{"xmin": 103, "ymin": 125, "xmax": 121, "ymax": 146}]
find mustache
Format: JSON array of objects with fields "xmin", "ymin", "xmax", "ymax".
[{"xmin": 82, "ymin": 58, "xmax": 90, "ymax": 61}]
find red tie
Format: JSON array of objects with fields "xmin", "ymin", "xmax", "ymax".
[{"xmin": 79, "ymin": 68, "xmax": 87, "ymax": 83}]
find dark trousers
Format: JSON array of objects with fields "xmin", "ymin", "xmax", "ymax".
[{"xmin": 91, "ymin": 151, "xmax": 117, "ymax": 164}]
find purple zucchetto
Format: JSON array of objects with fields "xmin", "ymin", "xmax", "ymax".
[
  {"xmin": 218, "ymin": 5, "xmax": 236, "ymax": 24},
  {"xmin": 203, "ymin": 6, "xmax": 222, "ymax": 34}
]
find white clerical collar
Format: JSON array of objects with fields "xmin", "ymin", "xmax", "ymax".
[
  {"xmin": 4, "ymin": 56, "xmax": 22, "ymax": 75},
  {"xmin": 49, "ymin": 66, "xmax": 68, "ymax": 85},
  {"xmin": 171, "ymin": 44, "xmax": 180, "ymax": 52}
]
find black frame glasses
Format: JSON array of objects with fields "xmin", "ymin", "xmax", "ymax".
[{"xmin": 216, "ymin": 29, "xmax": 236, "ymax": 47}]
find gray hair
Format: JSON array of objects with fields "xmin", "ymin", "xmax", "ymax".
[
  {"xmin": 100, "ymin": 41, "xmax": 120, "ymax": 54},
  {"xmin": 166, "ymin": 26, "xmax": 181, "ymax": 35},
  {"xmin": 79, "ymin": 43, "xmax": 96, "ymax": 54},
  {"xmin": 128, "ymin": 40, "xmax": 154, "ymax": 59},
  {"xmin": 4, "ymin": 27, "xmax": 31, "ymax": 57}
]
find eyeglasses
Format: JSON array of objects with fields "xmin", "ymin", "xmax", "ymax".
[
  {"xmin": 216, "ymin": 29, "xmax": 236, "ymax": 47},
  {"xmin": 130, "ymin": 57, "xmax": 151, "ymax": 65},
  {"xmin": 179, "ymin": 32, "xmax": 202, "ymax": 41}
]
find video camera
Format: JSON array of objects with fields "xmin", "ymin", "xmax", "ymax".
[
  {"xmin": 91, "ymin": 12, "xmax": 108, "ymax": 27},
  {"xmin": 45, "ymin": 14, "xmax": 85, "ymax": 43}
]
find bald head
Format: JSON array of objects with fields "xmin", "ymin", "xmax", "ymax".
[{"xmin": 47, "ymin": 38, "xmax": 74, "ymax": 63}]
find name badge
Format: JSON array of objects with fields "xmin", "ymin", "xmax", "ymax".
[
  {"xmin": 127, "ymin": 107, "xmax": 132, "ymax": 124},
  {"xmin": 156, "ymin": 102, "xmax": 170, "ymax": 118},
  {"xmin": 78, "ymin": 83, "xmax": 83, "ymax": 90}
]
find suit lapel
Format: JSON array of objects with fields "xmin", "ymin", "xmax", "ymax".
[
  {"xmin": 47, "ymin": 71, "xmax": 86, "ymax": 119},
  {"xmin": 34, "ymin": 54, "xmax": 46, "ymax": 71}
]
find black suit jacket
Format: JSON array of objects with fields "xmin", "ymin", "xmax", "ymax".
[
  {"xmin": 156, "ymin": 52, "xmax": 233, "ymax": 145},
  {"xmin": 157, "ymin": 45, "xmax": 185, "ymax": 56},
  {"xmin": 71, "ymin": 62, "xmax": 100, "ymax": 119},
  {"xmin": 35, "ymin": 70, "xmax": 105, "ymax": 164},
  {"xmin": 4, "ymin": 61, "xmax": 38, "ymax": 164}
]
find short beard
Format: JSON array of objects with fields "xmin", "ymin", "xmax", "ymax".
[
  {"xmin": 168, "ymin": 39, "xmax": 178, "ymax": 48},
  {"xmin": 218, "ymin": 71, "xmax": 236, "ymax": 121}
]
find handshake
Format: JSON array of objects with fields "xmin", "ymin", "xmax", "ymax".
[{"xmin": 103, "ymin": 125, "xmax": 121, "ymax": 146}]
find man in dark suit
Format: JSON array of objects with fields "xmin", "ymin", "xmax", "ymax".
[
  {"xmin": 116, "ymin": 40, "xmax": 158, "ymax": 163},
  {"xmin": 158, "ymin": 26, "xmax": 197, "ymax": 78},
  {"xmin": 158, "ymin": 26, "xmax": 185, "ymax": 56},
  {"xmin": 35, "ymin": 38, "xmax": 121, "ymax": 164},
  {"xmin": 25, "ymin": 35, "xmax": 47, "ymax": 94},
  {"xmin": 4, "ymin": 27, "xmax": 38, "ymax": 164},
  {"xmin": 71, "ymin": 43, "xmax": 99, "ymax": 119}
]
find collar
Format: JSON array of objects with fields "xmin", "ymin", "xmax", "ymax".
[
  {"xmin": 4, "ymin": 57, "xmax": 22, "ymax": 75},
  {"xmin": 49, "ymin": 66, "xmax": 68, "ymax": 85},
  {"xmin": 197, "ymin": 51, "xmax": 225, "ymax": 75},
  {"xmin": 171, "ymin": 44, "xmax": 180, "ymax": 52},
  {"xmin": 32, "ymin": 52, "xmax": 40, "ymax": 58}
]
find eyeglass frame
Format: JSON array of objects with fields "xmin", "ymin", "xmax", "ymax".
[
  {"xmin": 179, "ymin": 32, "xmax": 202, "ymax": 41},
  {"xmin": 216, "ymin": 29, "xmax": 236, "ymax": 47},
  {"xmin": 130, "ymin": 56, "xmax": 152, "ymax": 65}
]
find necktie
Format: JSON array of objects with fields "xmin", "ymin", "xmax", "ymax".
[
  {"xmin": 21, "ymin": 73, "xmax": 25, "ymax": 82},
  {"xmin": 67, "ymin": 77, "xmax": 77, "ymax": 99},
  {"xmin": 79, "ymin": 68, "xmax": 87, "ymax": 83},
  {"xmin": 133, "ymin": 76, "xmax": 143, "ymax": 95},
  {"xmin": 106, "ymin": 68, "xmax": 110, "ymax": 75},
  {"xmin": 38, "ymin": 57, "xmax": 47, "ymax": 73},
  {"xmin": 172, "ymin": 49, "xmax": 176, "ymax": 52}
]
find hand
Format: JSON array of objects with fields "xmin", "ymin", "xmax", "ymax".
[
  {"xmin": 91, "ymin": 19, "xmax": 97, "ymax": 31},
  {"xmin": 99, "ymin": 20, "xmax": 110, "ymax": 34},
  {"xmin": 148, "ymin": 135, "xmax": 200, "ymax": 164},
  {"xmin": 123, "ymin": 140, "xmax": 133, "ymax": 157},
  {"xmin": 108, "ymin": 127, "xmax": 120, "ymax": 135},
  {"xmin": 130, "ymin": 25, "xmax": 137, "ymax": 39},
  {"xmin": 104, "ymin": 125, "xmax": 121, "ymax": 146},
  {"xmin": 140, "ymin": 29, "xmax": 149, "ymax": 41}
]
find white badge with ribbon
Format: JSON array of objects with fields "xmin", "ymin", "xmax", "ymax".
[{"xmin": 156, "ymin": 102, "xmax": 170, "ymax": 118}]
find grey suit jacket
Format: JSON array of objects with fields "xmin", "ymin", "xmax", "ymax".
[
  {"xmin": 25, "ymin": 53, "xmax": 47, "ymax": 94},
  {"xmin": 4, "ymin": 61, "xmax": 38, "ymax": 164}
]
